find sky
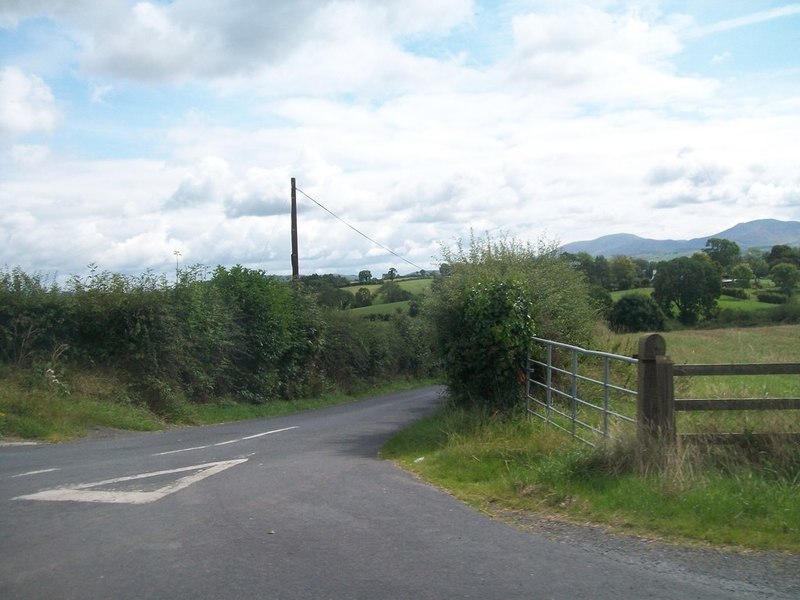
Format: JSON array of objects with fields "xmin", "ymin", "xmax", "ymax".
[{"xmin": 2, "ymin": 0, "xmax": 800, "ymax": 279}]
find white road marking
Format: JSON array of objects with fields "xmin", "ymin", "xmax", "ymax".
[
  {"xmin": 152, "ymin": 426, "xmax": 298, "ymax": 456},
  {"xmin": 154, "ymin": 444, "xmax": 211, "ymax": 456},
  {"xmin": 10, "ymin": 468, "xmax": 60, "ymax": 478},
  {"xmin": 240, "ymin": 426, "xmax": 298, "ymax": 440},
  {"xmin": 13, "ymin": 459, "xmax": 248, "ymax": 504}
]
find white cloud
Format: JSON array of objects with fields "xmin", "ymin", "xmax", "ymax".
[
  {"xmin": 1, "ymin": 2, "xmax": 799, "ymax": 279},
  {"xmin": 77, "ymin": 0, "xmax": 474, "ymax": 85},
  {"xmin": 0, "ymin": 66, "xmax": 59, "ymax": 135},
  {"xmin": 225, "ymin": 167, "xmax": 291, "ymax": 218},
  {"xmin": 8, "ymin": 143, "xmax": 50, "ymax": 168},
  {"xmin": 503, "ymin": 6, "xmax": 716, "ymax": 106},
  {"xmin": 166, "ymin": 156, "xmax": 233, "ymax": 209}
]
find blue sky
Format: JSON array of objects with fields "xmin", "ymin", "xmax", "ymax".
[{"xmin": 2, "ymin": 1, "xmax": 799, "ymax": 278}]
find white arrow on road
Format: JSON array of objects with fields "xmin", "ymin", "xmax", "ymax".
[{"xmin": 13, "ymin": 458, "xmax": 248, "ymax": 504}]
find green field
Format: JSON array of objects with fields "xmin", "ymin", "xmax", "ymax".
[
  {"xmin": 350, "ymin": 301, "xmax": 411, "ymax": 316},
  {"xmin": 345, "ymin": 277, "xmax": 432, "ymax": 316},
  {"xmin": 344, "ymin": 277, "xmax": 432, "ymax": 297}
]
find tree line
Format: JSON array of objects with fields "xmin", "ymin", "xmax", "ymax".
[{"xmin": 563, "ymin": 240, "xmax": 800, "ymax": 332}]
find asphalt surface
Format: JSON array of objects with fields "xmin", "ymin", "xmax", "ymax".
[{"xmin": 1, "ymin": 385, "xmax": 796, "ymax": 599}]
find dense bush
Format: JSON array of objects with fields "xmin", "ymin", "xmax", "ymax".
[
  {"xmin": 353, "ymin": 287, "xmax": 373, "ymax": 308},
  {"xmin": 588, "ymin": 285, "xmax": 613, "ymax": 319},
  {"xmin": 607, "ymin": 294, "xmax": 665, "ymax": 333},
  {"xmin": 377, "ymin": 281, "xmax": 413, "ymax": 303},
  {"xmin": 721, "ymin": 287, "xmax": 748, "ymax": 300},
  {"xmin": 0, "ymin": 268, "xmax": 64, "ymax": 365},
  {"xmin": 428, "ymin": 236, "xmax": 595, "ymax": 409},
  {"xmin": 769, "ymin": 297, "xmax": 800, "ymax": 323},
  {"xmin": 757, "ymin": 292, "xmax": 788, "ymax": 304},
  {"xmin": 1, "ymin": 264, "xmax": 430, "ymax": 414}
]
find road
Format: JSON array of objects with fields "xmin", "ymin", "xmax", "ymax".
[{"xmin": 1, "ymin": 386, "xmax": 796, "ymax": 599}]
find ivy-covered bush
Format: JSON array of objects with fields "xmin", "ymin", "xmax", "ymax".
[{"xmin": 427, "ymin": 235, "xmax": 595, "ymax": 409}]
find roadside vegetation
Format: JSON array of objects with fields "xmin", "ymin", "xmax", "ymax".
[
  {"xmin": 3, "ymin": 234, "xmax": 799, "ymax": 553},
  {"xmin": 383, "ymin": 323, "xmax": 800, "ymax": 553},
  {"xmin": 0, "ymin": 265, "xmax": 436, "ymax": 440},
  {"xmin": 381, "ymin": 236, "xmax": 800, "ymax": 553}
]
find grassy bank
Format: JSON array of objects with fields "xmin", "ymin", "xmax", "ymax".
[
  {"xmin": 0, "ymin": 367, "xmax": 438, "ymax": 442},
  {"xmin": 383, "ymin": 325, "xmax": 800, "ymax": 553},
  {"xmin": 383, "ymin": 405, "xmax": 800, "ymax": 552}
]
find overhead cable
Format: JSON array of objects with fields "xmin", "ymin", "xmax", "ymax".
[{"xmin": 295, "ymin": 186, "xmax": 426, "ymax": 272}]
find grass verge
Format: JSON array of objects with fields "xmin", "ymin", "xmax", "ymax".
[
  {"xmin": 0, "ymin": 367, "xmax": 439, "ymax": 442},
  {"xmin": 382, "ymin": 404, "xmax": 800, "ymax": 553}
]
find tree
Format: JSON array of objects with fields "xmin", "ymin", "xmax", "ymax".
[
  {"xmin": 439, "ymin": 263, "xmax": 453, "ymax": 277},
  {"xmin": 609, "ymin": 255, "xmax": 638, "ymax": 291},
  {"xmin": 316, "ymin": 286, "xmax": 353, "ymax": 310},
  {"xmin": 593, "ymin": 255, "xmax": 611, "ymax": 289},
  {"xmin": 377, "ymin": 281, "xmax": 412, "ymax": 303},
  {"xmin": 703, "ymin": 238, "xmax": 740, "ymax": 274},
  {"xmin": 587, "ymin": 285, "xmax": 612, "ymax": 319},
  {"xmin": 744, "ymin": 248, "xmax": 770, "ymax": 281},
  {"xmin": 729, "ymin": 263, "xmax": 754, "ymax": 288},
  {"xmin": 767, "ymin": 245, "xmax": 800, "ymax": 268},
  {"xmin": 653, "ymin": 254, "xmax": 721, "ymax": 325},
  {"xmin": 608, "ymin": 294, "xmax": 664, "ymax": 333},
  {"xmin": 386, "ymin": 267, "xmax": 398, "ymax": 281},
  {"xmin": 634, "ymin": 258, "xmax": 654, "ymax": 286},
  {"xmin": 353, "ymin": 287, "xmax": 372, "ymax": 308},
  {"xmin": 562, "ymin": 252, "xmax": 610, "ymax": 288},
  {"xmin": 770, "ymin": 262, "xmax": 800, "ymax": 296},
  {"xmin": 358, "ymin": 270, "xmax": 372, "ymax": 284}
]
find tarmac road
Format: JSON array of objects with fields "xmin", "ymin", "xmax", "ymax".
[{"xmin": 1, "ymin": 386, "xmax": 796, "ymax": 599}]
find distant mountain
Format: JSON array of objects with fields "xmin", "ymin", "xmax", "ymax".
[{"xmin": 560, "ymin": 219, "xmax": 800, "ymax": 259}]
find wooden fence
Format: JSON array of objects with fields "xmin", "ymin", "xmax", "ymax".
[{"xmin": 636, "ymin": 333, "xmax": 800, "ymax": 445}]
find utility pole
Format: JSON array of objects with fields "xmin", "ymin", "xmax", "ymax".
[{"xmin": 290, "ymin": 177, "xmax": 299, "ymax": 279}]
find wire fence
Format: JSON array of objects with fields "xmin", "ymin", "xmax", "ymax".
[{"xmin": 526, "ymin": 337, "xmax": 638, "ymax": 447}]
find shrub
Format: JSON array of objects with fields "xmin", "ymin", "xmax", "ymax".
[
  {"xmin": 769, "ymin": 297, "xmax": 800, "ymax": 323},
  {"xmin": 607, "ymin": 294, "xmax": 665, "ymax": 333},
  {"xmin": 721, "ymin": 287, "xmax": 748, "ymax": 300},
  {"xmin": 353, "ymin": 287, "xmax": 373, "ymax": 308},
  {"xmin": 757, "ymin": 291, "xmax": 788, "ymax": 304},
  {"xmin": 1, "ymin": 264, "xmax": 427, "ymax": 415},
  {"xmin": 377, "ymin": 281, "xmax": 412, "ymax": 303},
  {"xmin": 588, "ymin": 285, "xmax": 613, "ymax": 319},
  {"xmin": 715, "ymin": 308, "xmax": 761, "ymax": 327},
  {"xmin": 428, "ymin": 235, "xmax": 595, "ymax": 410}
]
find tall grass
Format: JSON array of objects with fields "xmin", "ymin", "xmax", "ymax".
[
  {"xmin": 383, "ymin": 405, "xmax": 800, "ymax": 552},
  {"xmin": 0, "ymin": 369, "xmax": 162, "ymax": 441},
  {"xmin": 384, "ymin": 324, "xmax": 800, "ymax": 552}
]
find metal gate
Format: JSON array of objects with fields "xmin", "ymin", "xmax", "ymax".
[{"xmin": 526, "ymin": 337, "xmax": 638, "ymax": 447}]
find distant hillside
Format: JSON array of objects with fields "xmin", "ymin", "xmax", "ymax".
[{"xmin": 560, "ymin": 219, "xmax": 800, "ymax": 259}]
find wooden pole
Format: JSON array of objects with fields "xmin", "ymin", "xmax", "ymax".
[
  {"xmin": 291, "ymin": 177, "xmax": 299, "ymax": 279},
  {"xmin": 636, "ymin": 334, "xmax": 675, "ymax": 447}
]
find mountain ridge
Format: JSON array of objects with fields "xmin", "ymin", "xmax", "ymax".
[{"xmin": 560, "ymin": 219, "xmax": 800, "ymax": 259}]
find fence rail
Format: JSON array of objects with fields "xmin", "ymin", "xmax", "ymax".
[
  {"xmin": 526, "ymin": 337, "xmax": 637, "ymax": 447},
  {"xmin": 527, "ymin": 334, "xmax": 800, "ymax": 447},
  {"xmin": 639, "ymin": 334, "xmax": 800, "ymax": 444}
]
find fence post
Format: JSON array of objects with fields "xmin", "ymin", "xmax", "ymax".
[{"xmin": 636, "ymin": 334, "xmax": 675, "ymax": 448}]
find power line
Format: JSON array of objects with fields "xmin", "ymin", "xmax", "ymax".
[{"xmin": 295, "ymin": 186, "xmax": 426, "ymax": 272}]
